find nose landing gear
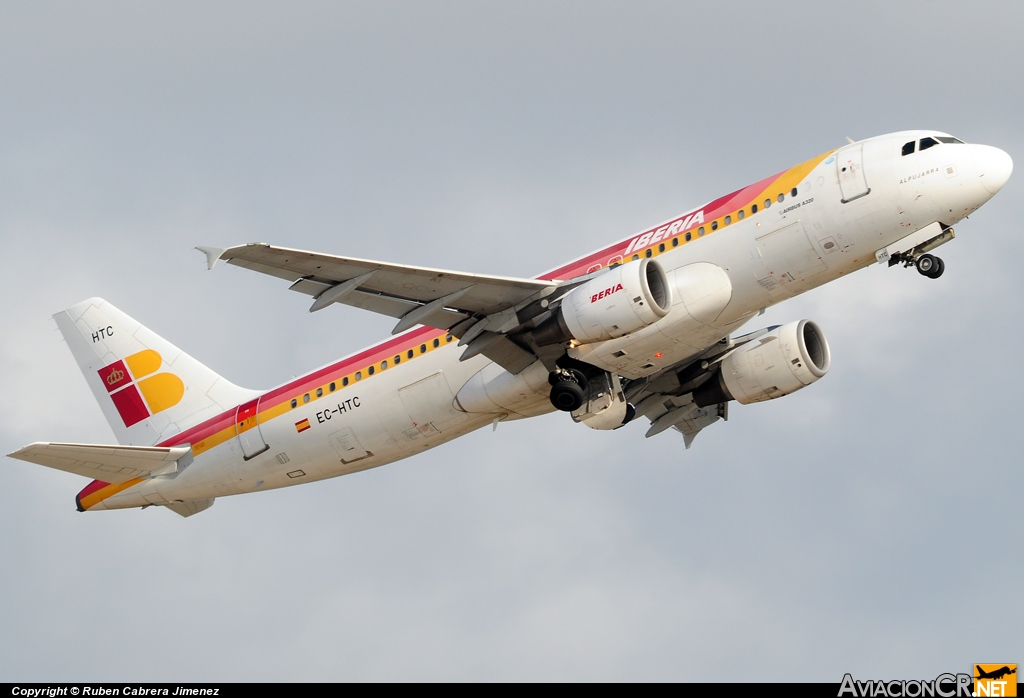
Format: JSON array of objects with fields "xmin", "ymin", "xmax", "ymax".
[{"xmin": 915, "ymin": 253, "xmax": 945, "ymax": 279}]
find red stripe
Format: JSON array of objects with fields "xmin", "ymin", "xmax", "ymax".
[{"xmin": 540, "ymin": 170, "xmax": 785, "ymax": 281}]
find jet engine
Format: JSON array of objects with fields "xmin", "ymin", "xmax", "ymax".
[
  {"xmin": 534, "ymin": 258, "xmax": 672, "ymax": 346},
  {"xmin": 693, "ymin": 320, "xmax": 831, "ymax": 406}
]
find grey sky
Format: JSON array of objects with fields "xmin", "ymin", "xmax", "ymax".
[{"xmin": 1, "ymin": 1, "xmax": 1021, "ymax": 681}]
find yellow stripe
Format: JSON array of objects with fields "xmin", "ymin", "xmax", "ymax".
[{"xmin": 80, "ymin": 477, "xmax": 146, "ymax": 510}]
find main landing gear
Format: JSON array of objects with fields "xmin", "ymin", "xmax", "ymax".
[
  {"xmin": 549, "ymin": 367, "xmax": 587, "ymax": 412},
  {"xmin": 915, "ymin": 253, "xmax": 945, "ymax": 279}
]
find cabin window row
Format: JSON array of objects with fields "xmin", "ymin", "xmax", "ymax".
[
  {"xmin": 628, "ymin": 186, "xmax": 804, "ymax": 261},
  {"xmin": 288, "ymin": 334, "xmax": 455, "ymax": 408}
]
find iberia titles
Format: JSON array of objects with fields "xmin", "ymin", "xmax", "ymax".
[
  {"xmin": 623, "ymin": 209, "xmax": 705, "ymax": 255},
  {"xmin": 591, "ymin": 283, "xmax": 624, "ymax": 303}
]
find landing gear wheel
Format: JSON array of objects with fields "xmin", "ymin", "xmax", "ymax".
[
  {"xmin": 550, "ymin": 381, "xmax": 585, "ymax": 412},
  {"xmin": 928, "ymin": 256, "xmax": 945, "ymax": 279},
  {"xmin": 548, "ymin": 368, "xmax": 589, "ymax": 412},
  {"xmin": 916, "ymin": 254, "xmax": 938, "ymax": 276}
]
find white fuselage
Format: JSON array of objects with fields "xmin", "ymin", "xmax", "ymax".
[{"xmin": 94, "ymin": 130, "xmax": 1010, "ymax": 510}]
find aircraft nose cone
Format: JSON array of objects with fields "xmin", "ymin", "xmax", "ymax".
[{"xmin": 974, "ymin": 145, "xmax": 1013, "ymax": 195}]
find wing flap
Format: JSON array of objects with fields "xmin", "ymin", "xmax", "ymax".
[
  {"xmin": 8, "ymin": 442, "xmax": 193, "ymax": 483},
  {"xmin": 217, "ymin": 243, "xmax": 556, "ymax": 317},
  {"xmin": 290, "ymin": 276, "xmax": 467, "ymax": 325}
]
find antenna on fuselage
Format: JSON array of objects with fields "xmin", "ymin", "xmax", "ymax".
[{"xmin": 845, "ymin": 136, "xmax": 855, "ymax": 144}]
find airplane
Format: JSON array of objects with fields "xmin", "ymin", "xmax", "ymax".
[
  {"xmin": 8, "ymin": 130, "xmax": 1013, "ymax": 517},
  {"xmin": 975, "ymin": 666, "xmax": 1016, "ymax": 681}
]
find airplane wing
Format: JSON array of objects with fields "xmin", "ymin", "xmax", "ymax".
[
  {"xmin": 621, "ymin": 327, "xmax": 775, "ymax": 447},
  {"xmin": 8, "ymin": 442, "xmax": 193, "ymax": 483},
  {"xmin": 200, "ymin": 243, "xmax": 567, "ymax": 374},
  {"xmin": 631, "ymin": 392, "xmax": 728, "ymax": 448}
]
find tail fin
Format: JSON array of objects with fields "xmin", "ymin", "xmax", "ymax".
[{"xmin": 54, "ymin": 298, "xmax": 258, "ymax": 446}]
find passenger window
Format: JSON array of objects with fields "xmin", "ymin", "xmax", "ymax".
[
  {"xmin": 407, "ymin": 349, "xmax": 414, "ymax": 359},
  {"xmin": 368, "ymin": 365, "xmax": 374, "ymax": 375},
  {"xmin": 902, "ymin": 141, "xmax": 916, "ymax": 156},
  {"xmin": 698, "ymin": 227, "xmax": 705, "ymax": 236},
  {"xmin": 330, "ymin": 382, "xmax": 336, "ymax": 392},
  {"xmin": 685, "ymin": 232, "xmax": 692, "ymax": 241},
  {"xmin": 764, "ymin": 199, "xmax": 771, "ymax": 208},
  {"xmin": 446, "ymin": 334, "xmax": 453, "ymax": 343},
  {"xmin": 381, "ymin": 360, "xmax": 387, "ymax": 370},
  {"xmin": 355, "ymin": 371, "xmax": 362, "ymax": 381},
  {"xmin": 433, "ymin": 338, "xmax": 440, "ymax": 348},
  {"xmin": 724, "ymin": 215, "xmax": 731, "ymax": 225},
  {"xmin": 631, "ymin": 254, "xmax": 639, "ymax": 261},
  {"xmin": 316, "ymin": 387, "xmax": 323, "ymax": 397},
  {"xmin": 303, "ymin": 393, "xmax": 310, "ymax": 403},
  {"xmin": 394, "ymin": 355, "xmax": 401, "ymax": 364},
  {"xmin": 343, "ymin": 377, "xmax": 349, "ymax": 386},
  {"xmin": 671, "ymin": 237, "xmax": 678, "ymax": 247},
  {"xmin": 919, "ymin": 137, "xmax": 939, "ymax": 151},
  {"xmin": 777, "ymin": 193, "xmax": 785, "ymax": 203},
  {"xmin": 290, "ymin": 399, "xmax": 297, "ymax": 409},
  {"xmin": 420, "ymin": 344, "xmax": 426, "ymax": 354},
  {"xmin": 645, "ymin": 248, "xmax": 652, "ymax": 257},
  {"xmin": 790, "ymin": 187, "xmax": 798, "ymax": 198},
  {"xmin": 711, "ymin": 221, "xmax": 718, "ymax": 231},
  {"xmin": 738, "ymin": 209, "xmax": 745, "ymax": 220},
  {"xmin": 752, "ymin": 203, "xmax": 758, "ymax": 213}
]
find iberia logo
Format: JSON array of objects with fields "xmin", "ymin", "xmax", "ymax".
[
  {"xmin": 97, "ymin": 349, "xmax": 185, "ymax": 427},
  {"xmin": 975, "ymin": 665, "xmax": 1017, "ymax": 697},
  {"xmin": 591, "ymin": 283, "xmax": 624, "ymax": 304}
]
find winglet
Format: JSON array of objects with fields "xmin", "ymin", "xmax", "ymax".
[{"xmin": 195, "ymin": 246, "xmax": 228, "ymax": 270}]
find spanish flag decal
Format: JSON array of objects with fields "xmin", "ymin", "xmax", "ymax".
[{"xmin": 295, "ymin": 418, "xmax": 311, "ymax": 433}]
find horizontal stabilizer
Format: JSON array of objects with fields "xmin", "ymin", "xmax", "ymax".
[{"xmin": 8, "ymin": 442, "xmax": 193, "ymax": 484}]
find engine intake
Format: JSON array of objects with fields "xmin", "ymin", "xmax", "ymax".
[
  {"xmin": 693, "ymin": 320, "xmax": 831, "ymax": 406},
  {"xmin": 534, "ymin": 258, "xmax": 672, "ymax": 346}
]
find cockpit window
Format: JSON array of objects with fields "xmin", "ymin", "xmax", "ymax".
[
  {"xmin": 936, "ymin": 136, "xmax": 964, "ymax": 144},
  {"xmin": 902, "ymin": 141, "xmax": 916, "ymax": 156},
  {"xmin": 919, "ymin": 137, "xmax": 940, "ymax": 151}
]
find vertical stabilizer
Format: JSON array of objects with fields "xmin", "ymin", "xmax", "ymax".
[{"xmin": 54, "ymin": 298, "xmax": 258, "ymax": 446}]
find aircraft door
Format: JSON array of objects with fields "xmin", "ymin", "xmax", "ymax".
[
  {"xmin": 837, "ymin": 143, "xmax": 871, "ymax": 203},
  {"xmin": 235, "ymin": 398, "xmax": 269, "ymax": 460}
]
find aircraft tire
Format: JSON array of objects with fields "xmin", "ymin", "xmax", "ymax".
[
  {"xmin": 916, "ymin": 254, "xmax": 938, "ymax": 276},
  {"xmin": 550, "ymin": 381, "xmax": 585, "ymax": 412},
  {"xmin": 927, "ymin": 257, "xmax": 945, "ymax": 279}
]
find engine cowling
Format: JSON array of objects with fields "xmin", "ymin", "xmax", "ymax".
[
  {"xmin": 693, "ymin": 320, "xmax": 831, "ymax": 406},
  {"xmin": 534, "ymin": 258, "xmax": 672, "ymax": 346}
]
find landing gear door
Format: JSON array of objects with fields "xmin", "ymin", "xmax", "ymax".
[
  {"xmin": 235, "ymin": 398, "xmax": 269, "ymax": 460},
  {"xmin": 837, "ymin": 143, "xmax": 870, "ymax": 203}
]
